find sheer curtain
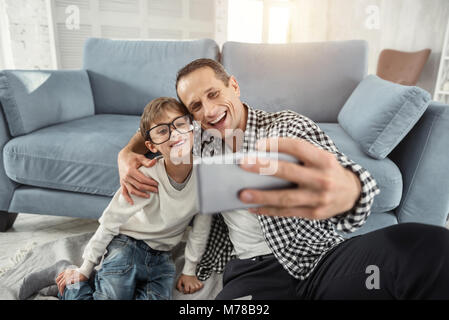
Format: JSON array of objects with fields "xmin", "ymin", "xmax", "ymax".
[{"xmin": 227, "ymin": 0, "xmax": 292, "ymax": 44}]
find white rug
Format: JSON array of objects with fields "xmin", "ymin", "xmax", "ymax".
[{"xmin": 0, "ymin": 232, "xmax": 223, "ymax": 300}]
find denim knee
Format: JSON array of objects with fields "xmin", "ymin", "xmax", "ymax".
[
  {"xmin": 59, "ymin": 281, "xmax": 94, "ymax": 300},
  {"xmin": 100, "ymin": 236, "xmax": 135, "ymax": 275},
  {"xmin": 94, "ymin": 266, "xmax": 138, "ymax": 300},
  {"xmin": 146, "ymin": 253, "xmax": 176, "ymax": 300}
]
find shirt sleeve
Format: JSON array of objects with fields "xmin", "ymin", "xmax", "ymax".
[
  {"xmin": 182, "ymin": 214, "xmax": 213, "ymax": 276},
  {"xmin": 79, "ymin": 166, "xmax": 157, "ymax": 278},
  {"xmin": 283, "ymin": 112, "xmax": 380, "ymax": 233}
]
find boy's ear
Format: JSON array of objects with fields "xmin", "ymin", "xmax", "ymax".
[{"xmin": 145, "ymin": 141, "xmax": 158, "ymax": 154}]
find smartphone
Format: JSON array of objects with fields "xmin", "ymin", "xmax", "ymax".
[{"xmin": 195, "ymin": 152, "xmax": 298, "ymax": 214}]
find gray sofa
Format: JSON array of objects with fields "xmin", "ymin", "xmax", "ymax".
[{"xmin": 0, "ymin": 38, "xmax": 448, "ymax": 237}]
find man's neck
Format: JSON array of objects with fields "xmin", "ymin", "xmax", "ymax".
[
  {"xmin": 226, "ymin": 103, "xmax": 248, "ymax": 153},
  {"xmin": 238, "ymin": 103, "xmax": 249, "ymax": 133}
]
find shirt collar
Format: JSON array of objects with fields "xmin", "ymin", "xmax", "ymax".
[{"xmin": 243, "ymin": 103, "xmax": 258, "ymax": 152}]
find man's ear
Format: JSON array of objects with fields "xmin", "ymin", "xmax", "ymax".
[
  {"xmin": 229, "ymin": 76, "xmax": 241, "ymax": 98},
  {"xmin": 145, "ymin": 141, "xmax": 159, "ymax": 154}
]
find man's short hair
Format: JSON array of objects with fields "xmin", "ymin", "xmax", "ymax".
[
  {"xmin": 176, "ymin": 59, "xmax": 231, "ymax": 102},
  {"xmin": 140, "ymin": 97, "xmax": 189, "ymax": 140}
]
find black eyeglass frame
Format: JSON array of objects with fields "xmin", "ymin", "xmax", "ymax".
[{"xmin": 144, "ymin": 114, "xmax": 194, "ymax": 145}]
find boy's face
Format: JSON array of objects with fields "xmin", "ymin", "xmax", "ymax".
[{"xmin": 144, "ymin": 109, "xmax": 194, "ymax": 163}]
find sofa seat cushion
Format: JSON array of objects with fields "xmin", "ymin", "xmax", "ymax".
[
  {"xmin": 319, "ymin": 123, "xmax": 403, "ymax": 212},
  {"xmin": 339, "ymin": 211, "xmax": 398, "ymax": 238},
  {"xmin": 3, "ymin": 114, "xmax": 140, "ymax": 196}
]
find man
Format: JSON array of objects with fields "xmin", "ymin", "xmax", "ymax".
[{"xmin": 118, "ymin": 59, "xmax": 449, "ymax": 299}]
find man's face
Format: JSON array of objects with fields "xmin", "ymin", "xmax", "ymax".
[{"xmin": 177, "ymin": 67, "xmax": 245, "ymax": 139}]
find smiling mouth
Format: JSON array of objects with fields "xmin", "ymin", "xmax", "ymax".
[
  {"xmin": 170, "ymin": 140, "xmax": 186, "ymax": 148},
  {"xmin": 208, "ymin": 111, "xmax": 227, "ymax": 127}
]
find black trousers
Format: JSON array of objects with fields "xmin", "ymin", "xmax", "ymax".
[{"xmin": 215, "ymin": 223, "xmax": 449, "ymax": 300}]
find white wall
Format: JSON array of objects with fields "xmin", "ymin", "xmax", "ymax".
[
  {"xmin": 3, "ymin": 0, "xmax": 448, "ymax": 92},
  {"xmin": 215, "ymin": 0, "xmax": 228, "ymax": 47},
  {"xmin": 0, "ymin": 2, "xmax": 5, "ymax": 70},
  {"xmin": 291, "ymin": 0, "xmax": 449, "ymax": 94},
  {"xmin": 0, "ymin": 0, "xmax": 55, "ymax": 69},
  {"xmin": 0, "ymin": 0, "xmax": 218, "ymax": 70},
  {"xmin": 0, "ymin": 19, "xmax": 5, "ymax": 70},
  {"xmin": 51, "ymin": 0, "xmax": 217, "ymax": 69},
  {"xmin": 290, "ymin": 0, "xmax": 328, "ymax": 43},
  {"xmin": 0, "ymin": 0, "xmax": 13, "ymax": 69}
]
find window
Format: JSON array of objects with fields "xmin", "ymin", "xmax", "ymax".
[
  {"xmin": 227, "ymin": 0, "xmax": 292, "ymax": 44},
  {"xmin": 268, "ymin": 4, "xmax": 290, "ymax": 43},
  {"xmin": 227, "ymin": 0, "xmax": 263, "ymax": 43},
  {"xmin": 51, "ymin": 0, "xmax": 216, "ymax": 69}
]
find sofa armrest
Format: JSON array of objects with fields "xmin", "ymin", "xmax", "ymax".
[
  {"xmin": 390, "ymin": 102, "xmax": 449, "ymax": 226},
  {"xmin": 0, "ymin": 70, "xmax": 95, "ymax": 137},
  {"xmin": 0, "ymin": 103, "xmax": 18, "ymax": 211}
]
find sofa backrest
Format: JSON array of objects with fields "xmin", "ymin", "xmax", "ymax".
[
  {"xmin": 0, "ymin": 70, "xmax": 94, "ymax": 137},
  {"xmin": 221, "ymin": 40, "xmax": 368, "ymax": 123},
  {"xmin": 83, "ymin": 38, "xmax": 220, "ymax": 115}
]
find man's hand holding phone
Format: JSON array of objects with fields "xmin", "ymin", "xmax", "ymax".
[{"xmin": 239, "ymin": 138, "xmax": 362, "ymax": 220}]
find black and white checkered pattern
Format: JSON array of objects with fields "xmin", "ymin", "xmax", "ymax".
[{"xmin": 196, "ymin": 105, "xmax": 380, "ymax": 281}]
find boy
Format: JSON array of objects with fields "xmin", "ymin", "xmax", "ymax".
[{"xmin": 56, "ymin": 97, "xmax": 211, "ymax": 300}]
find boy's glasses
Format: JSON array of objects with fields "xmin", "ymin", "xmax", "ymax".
[{"xmin": 145, "ymin": 114, "xmax": 194, "ymax": 145}]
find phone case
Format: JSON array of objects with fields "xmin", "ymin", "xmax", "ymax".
[{"xmin": 196, "ymin": 152, "xmax": 298, "ymax": 214}]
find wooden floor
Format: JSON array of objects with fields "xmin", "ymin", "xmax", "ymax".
[{"xmin": 0, "ymin": 213, "xmax": 98, "ymax": 273}]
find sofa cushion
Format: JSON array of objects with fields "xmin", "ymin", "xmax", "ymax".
[
  {"xmin": 9, "ymin": 186, "xmax": 111, "ymax": 219},
  {"xmin": 339, "ymin": 211, "xmax": 398, "ymax": 238},
  {"xmin": 0, "ymin": 70, "xmax": 95, "ymax": 137},
  {"xmin": 390, "ymin": 103, "xmax": 449, "ymax": 226},
  {"xmin": 319, "ymin": 123, "xmax": 403, "ymax": 212},
  {"xmin": 83, "ymin": 38, "xmax": 220, "ymax": 115},
  {"xmin": 221, "ymin": 40, "xmax": 368, "ymax": 122},
  {"xmin": 338, "ymin": 75, "xmax": 431, "ymax": 160},
  {"xmin": 3, "ymin": 114, "xmax": 139, "ymax": 196}
]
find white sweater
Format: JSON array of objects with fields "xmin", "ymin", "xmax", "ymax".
[{"xmin": 78, "ymin": 158, "xmax": 211, "ymax": 278}]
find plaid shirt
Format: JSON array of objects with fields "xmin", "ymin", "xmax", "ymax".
[{"xmin": 195, "ymin": 105, "xmax": 380, "ymax": 281}]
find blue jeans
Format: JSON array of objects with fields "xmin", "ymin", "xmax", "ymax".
[{"xmin": 59, "ymin": 234, "xmax": 176, "ymax": 300}]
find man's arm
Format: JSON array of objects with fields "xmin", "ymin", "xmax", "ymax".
[
  {"xmin": 118, "ymin": 131, "xmax": 159, "ymax": 205},
  {"xmin": 239, "ymin": 113, "xmax": 379, "ymax": 233},
  {"xmin": 297, "ymin": 117, "xmax": 380, "ymax": 232}
]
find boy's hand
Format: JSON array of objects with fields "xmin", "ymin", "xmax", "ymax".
[
  {"xmin": 118, "ymin": 149, "xmax": 159, "ymax": 205},
  {"xmin": 176, "ymin": 274, "xmax": 204, "ymax": 294},
  {"xmin": 56, "ymin": 269, "xmax": 88, "ymax": 295}
]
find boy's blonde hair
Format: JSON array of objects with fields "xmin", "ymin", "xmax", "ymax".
[{"xmin": 140, "ymin": 97, "xmax": 189, "ymax": 141}]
